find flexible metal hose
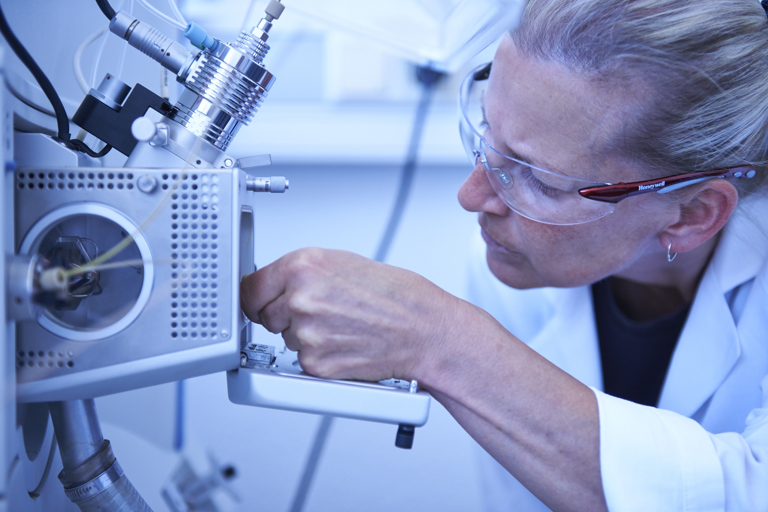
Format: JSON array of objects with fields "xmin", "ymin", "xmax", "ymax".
[{"xmin": 50, "ymin": 400, "xmax": 154, "ymax": 512}]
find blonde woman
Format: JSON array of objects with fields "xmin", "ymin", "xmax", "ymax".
[{"xmin": 241, "ymin": 1, "xmax": 768, "ymax": 510}]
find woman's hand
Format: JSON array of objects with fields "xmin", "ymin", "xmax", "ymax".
[
  {"xmin": 241, "ymin": 247, "xmax": 606, "ymax": 512},
  {"xmin": 240, "ymin": 247, "xmax": 463, "ymax": 383}
]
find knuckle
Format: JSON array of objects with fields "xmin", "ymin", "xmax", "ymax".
[
  {"xmin": 282, "ymin": 331, "xmax": 300, "ymax": 352},
  {"xmin": 298, "ymin": 351, "xmax": 332, "ymax": 378},
  {"xmin": 285, "ymin": 247, "xmax": 325, "ymax": 275},
  {"xmin": 295, "ymin": 324, "xmax": 323, "ymax": 350},
  {"xmin": 258, "ymin": 311, "xmax": 282, "ymax": 334},
  {"xmin": 286, "ymin": 291, "xmax": 314, "ymax": 315}
]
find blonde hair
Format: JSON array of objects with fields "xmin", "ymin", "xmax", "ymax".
[{"xmin": 511, "ymin": 0, "xmax": 768, "ymax": 196}]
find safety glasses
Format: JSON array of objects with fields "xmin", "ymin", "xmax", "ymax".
[{"xmin": 459, "ymin": 62, "xmax": 758, "ymax": 225}]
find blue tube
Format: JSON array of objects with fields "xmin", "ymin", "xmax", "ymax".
[{"xmin": 183, "ymin": 22, "xmax": 218, "ymax": 51}]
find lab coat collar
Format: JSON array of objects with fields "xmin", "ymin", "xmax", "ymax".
[
  {"xmin": 522, "ymin": 196, "xmax": 768, "ymax": 416},
  {"xmin": 527, "ymin": 286, "xmax": 603, "ymax": 390},
  {"xmin": 658, "ymin": 195, "xmax": 768, "ymax": 417}
]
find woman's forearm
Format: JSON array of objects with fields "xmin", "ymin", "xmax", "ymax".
[
  {"xmin": 418, "ymin": 302, "xmax": 607, "ymax": 512},
  {"xmin": 240, "ymin": 248, "xmax": 607, "ymax": 511}
]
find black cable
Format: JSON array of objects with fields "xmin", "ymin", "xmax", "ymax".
[
  {"xmin": 69, "ymin": 139, "xmax": 113, "ymax": 158},
  {"xmin": 288, "ymin": 64, "xmax": 445, "ymax": 512},
  {"xmin": 96, "ymin": 0, "xmax": 116, "ymax": 20},
  {"xmin": 0, "ymin": 3, "xmax": 70, "ymax": 141},
  {"xmin": 0, "ymin": 4, "xmax": 114, "ymax": 158}
]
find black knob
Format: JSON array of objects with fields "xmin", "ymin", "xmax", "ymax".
[
  {"xmin": 395, "ymin": 424, "xmax": 415, "ymax": 449},
  {"xmin": 221, "ymin": 465, "xmax": 236, "ymax": 479}
]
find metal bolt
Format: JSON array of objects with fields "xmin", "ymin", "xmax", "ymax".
[
  {"xmin": 224, "ymin": 158, "xmax": 234, "ymax": 167},
  {"xmin": 137, "ymin": 175, "xmax": 158, "ymax": 193},
  {"xmin": 220, "ymin": 329, "xmax": 229, "ymax": 339}
]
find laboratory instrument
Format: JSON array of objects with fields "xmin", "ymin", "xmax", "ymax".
[{"xmin": 2, "ymin": 0, "xmax": 431, "ymax": 509}]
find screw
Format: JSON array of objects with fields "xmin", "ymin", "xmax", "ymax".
[
  {"xmin": 224, "ymin": 158, "xmax": 233, "ymax": 167},
  {"xmin": 137, "ymin": 175, "xmax": 158, "ymax": 193},
  {"xmin": 220, "ymin": 329, "xmax": 229, "ymax": 339}
]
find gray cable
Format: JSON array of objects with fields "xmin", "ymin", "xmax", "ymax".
[
  {"xmin": 288, "ymin": 415, "xmax": 333, "ymax": 512},
  {"xmin": 287, "ymin": 65, "xmax": 444, "ymax": 512}
]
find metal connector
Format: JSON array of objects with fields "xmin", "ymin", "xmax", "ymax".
[{"xmin": 246, "ymin": 176, "xmax": 289, "ymax": 193}]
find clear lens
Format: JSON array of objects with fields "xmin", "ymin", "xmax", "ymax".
[{"xmin": 459, "ymin": 64, "xmax": 616, "ymax": 225}]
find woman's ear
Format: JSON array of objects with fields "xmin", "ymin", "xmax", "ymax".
[{"xmin": 659, "ymin": 179, "xmax": 739, "ymax": 254}]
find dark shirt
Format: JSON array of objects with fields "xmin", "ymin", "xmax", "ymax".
[{"xmin": 592, "ymin": 278, "xmax": 691, "ymax": 407}]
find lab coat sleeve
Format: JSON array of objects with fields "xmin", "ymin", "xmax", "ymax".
[{"xmin": 594, "ymin": 374, "xmax": 768, "ymax": 512}]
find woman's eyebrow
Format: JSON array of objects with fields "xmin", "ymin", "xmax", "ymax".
[{"xmin": 480, "ymin": 101, "xmax": 559, "ymax": 173}]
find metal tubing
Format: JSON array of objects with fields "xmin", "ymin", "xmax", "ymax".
[
  {"xmin": 49, "ymin": 400, "xmax": 154, "ymax": 511},
  {"xmin": 49, "ymin": 399, "xmax": 104, "ymax": 470}
]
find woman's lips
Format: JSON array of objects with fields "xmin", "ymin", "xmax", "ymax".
[{"xmin": 481, "ymin": 227, "xmax": 514, "ymax": 254}]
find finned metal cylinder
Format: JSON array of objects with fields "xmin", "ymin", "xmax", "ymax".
[
  {"xmin": 235, "ymin": 19, "xmax": 272, "ymax": 64},
  {"xmin": 171, "ymin": 35, "xmax": 275, "ymax": 151}
]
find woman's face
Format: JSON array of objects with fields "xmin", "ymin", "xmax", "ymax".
[{"xmin": 458, "ymin": 36, "xmax": 680, "ymax": 289}]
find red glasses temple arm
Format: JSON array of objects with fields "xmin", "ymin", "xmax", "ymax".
[{"xmin": 578, "ymin": 166, "xmax": 756, "ymax": 204}]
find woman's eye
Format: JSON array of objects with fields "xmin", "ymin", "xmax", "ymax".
[{"xmin": 521, "ymin": 167, "xmax": 561, "ymax": 197}]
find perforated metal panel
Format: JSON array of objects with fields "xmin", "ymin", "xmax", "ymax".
[
  {"xmin": 166, "ymin": 172, "xmax": 223, "ymax": 341},
  {"xmin": 15, "ymin": 170, "xmax": 136, "ymax": 191},
  {"xmin": 14, "ymin": 167, "xmax": 248, "ymax": 402}
]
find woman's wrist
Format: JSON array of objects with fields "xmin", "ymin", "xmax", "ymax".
[{"xmin": 407, "ymin": 294, "xmax": 499, "ymax": 392}]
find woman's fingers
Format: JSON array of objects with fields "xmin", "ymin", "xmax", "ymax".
[{"xmin": 239, "ymin": 247, "xmax": 454, "ymax": 382}]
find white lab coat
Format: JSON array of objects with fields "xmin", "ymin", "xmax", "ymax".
[{"xmin": 465, "ymin": 195, "xmax": 768, "ymax": 512}]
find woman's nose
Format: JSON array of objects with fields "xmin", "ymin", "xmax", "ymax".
[{"xmin": 458, "ymin": 162, "xmax": 509, "ymax": 216}]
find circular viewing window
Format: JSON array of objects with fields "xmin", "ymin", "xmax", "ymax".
[{"xmin": 20, "ymin": 204, "xmax": 154, "ymax": 341}]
